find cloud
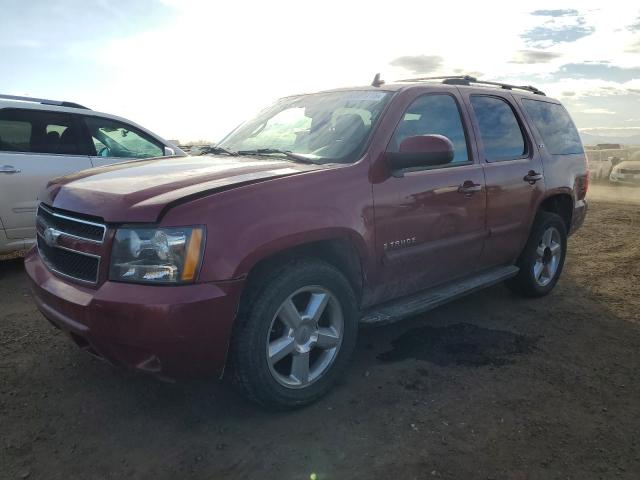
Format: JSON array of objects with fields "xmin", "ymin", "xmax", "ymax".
[
  {"xmin": 389, "ymin": 55, "xmax": 442, "ymax": 74},
  {"xmin": 510, "ymin": 50, "xmax": 562, "ymax": 64},
  {"xmin": 628, "ymin": 17, "xmax": 640, "ymax": 31},
  {"xmin": 522, "ymin": 9, "xmax": 594, "ymax": 47},
  {"xmin": 581, "ymin": 127, "xmax": 640, "ymax": 131},
  {"xmin": 562, "ymin": 91, "xmax": 576, "ymax": 96},
  {"xmin": 582, "ymin": 108, "xmax": 616, "ymax": 115},
  {"xmin": 627, "ymin": 39, "xmax": 640, "ymax": 53},
  {"xmin": 556, "ymin": 63, "xmax": 640, "ymax": 83},
  {"xmin": 521, "ymin": 24, "xmax": 595, "ymax": 47},
  {"xmin": 531, "ymin": 9, "xmax": 578, "ymax": 17}
]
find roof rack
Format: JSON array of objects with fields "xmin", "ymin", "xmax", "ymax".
[
  {"xmin": 396, "ymin": 75, "xmax": 546, "ymax": 96},
  {"xmin": 0, "ymin": 94, "xmax": 90, "ymax": 110}
]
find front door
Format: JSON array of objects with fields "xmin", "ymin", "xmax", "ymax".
[
  {"xmin": 372, "ymin": 92, "xmax": 487, "ymax": 302},
  {"xmin": 0, "ymin": 109, "xmax": 92, "ymax": 240},
  {"xmin": 80, "ymin": 116, "xmax": 166, "ymax": 167}
]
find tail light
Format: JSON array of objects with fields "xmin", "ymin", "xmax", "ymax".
[{"xmin": 577, "ymin": 170, "xmax": 589, "ymax": 200}]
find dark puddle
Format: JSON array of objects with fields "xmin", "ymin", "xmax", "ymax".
[{"xmin": 378, "ymin": 323, "xmax": 537, "ymax": 367}]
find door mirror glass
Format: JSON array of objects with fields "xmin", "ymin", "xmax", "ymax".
[
  {"xmin": 164, "ymin": 146, "xmax": 176, "ymax": 156},
  {"xmin": 386, "ymin": 134, "xmax": 454, "ymax": 176}
]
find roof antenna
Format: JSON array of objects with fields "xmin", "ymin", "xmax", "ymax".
[{"xmin": 371, "ymin": 73, "xmax": 385, "ymax": 87}]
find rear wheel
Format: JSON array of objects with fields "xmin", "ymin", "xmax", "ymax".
[
  {"xmin": 230, "ymin": 258, "xmax": 358, "ymax": 409},
  {"xmin": 507, "ymin": 211, "xmax": 567, "ymax": 297}
]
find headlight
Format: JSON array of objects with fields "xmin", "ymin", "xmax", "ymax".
[{"xmin": 109, "ymin": 226, "xmax": 205, "ymax": 284}]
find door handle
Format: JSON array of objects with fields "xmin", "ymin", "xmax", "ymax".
[
  {"xmin": 0, "ymin": 165, "xmax": 21, "ymax": 174},
  {"xmin": 457, "ymin": 181, "xmax": 482, "ymax": 196},
  {"xmin": 524, "ymin": 170, "xmax": 543, "ymax": 184}
]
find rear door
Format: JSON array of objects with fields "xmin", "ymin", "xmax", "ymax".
[
  {"xmin": 0, "ymin": 108, "xmax": 92, "ymax": 240},
  {"xmin": 460, "ymin": 91, "xmax": 545, "ymax": 268},
  {"xmin": 372, "ymin": 90, "xmax": 487, "ymax": 301},
  {"xmin": 80, "ymin": 115, "xmax": 166, "ymax": 167}
]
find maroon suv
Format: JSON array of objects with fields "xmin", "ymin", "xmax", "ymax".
[{"xmin": 26, "ymin": 76, "xmax": 588, "ymax": 408}]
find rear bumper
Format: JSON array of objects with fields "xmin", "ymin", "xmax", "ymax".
[
  {"xmin": 570, "ymin": 198, "xmax": 588, "ymax": 235},
  {"xmin": 25, "ymin": 248, "xmax": 243, "ymax": 378}
]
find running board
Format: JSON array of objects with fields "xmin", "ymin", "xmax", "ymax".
[{"xmin": 360, "ymin": 265, "xmax": 519, "ymax": 325}]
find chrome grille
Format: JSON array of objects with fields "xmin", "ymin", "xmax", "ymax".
[
  {"xmin": 619, "ymin": 168, "xmax": 640, "ymax": 175},
  {"xmin": 37, "ymin": 204, "xmax": 105, "ymax": 242},
  {"xmin": 36, "ymin": 204, "xmax": 106, "ymax": 284}
]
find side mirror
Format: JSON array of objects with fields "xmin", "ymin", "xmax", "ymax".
[
  {"xmin": 164, "ymin": 146, "xmax": 176, "ymax": 156},
  {"xmin": 386, "ymin": 134, "xmax": 454, "ymax": 177}
]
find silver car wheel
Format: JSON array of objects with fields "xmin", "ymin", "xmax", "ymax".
[
  {"xmin": 266, "ymin": 286, "xmax": 344, "ymax": 389},
  {"xmin": 533, "ymin": 226, "xmax": 562, "ymax": 287}
]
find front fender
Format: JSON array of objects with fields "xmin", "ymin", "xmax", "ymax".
[{"xmin": 160, "ymin": 163, "xmax": 375, "ymax": 283}]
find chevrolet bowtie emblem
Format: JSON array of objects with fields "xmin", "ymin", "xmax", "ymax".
[{"xmin": 43, "ymin": 227, "xmax": 62, "ymax": 248}]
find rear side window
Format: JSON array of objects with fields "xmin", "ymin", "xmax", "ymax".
[
  {"xmin": 0, "ymin": 118, "xmax": 31, "ymax": 152},
  {"xmin": 0, "ymin": 109, "xmax": 82, "ymax": 155},
  {"xmin": 522, "ymin": 99, "xmax": 583, "ymax": 155},
  {"xmin": 390, "ymin": 94, "xmax": 469, "ymax": 164},
  {"xmin": 83, "ymin": 116, "xmax": 163, "ymax": 159},
  {"xmin": 470, "ymin": 96, "xmax": 526, "ymax": 161}
]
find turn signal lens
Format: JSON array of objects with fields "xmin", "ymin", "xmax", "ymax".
[{"xmin": 181, "ymin": 228, "xmax": 204, "ymax": 282}]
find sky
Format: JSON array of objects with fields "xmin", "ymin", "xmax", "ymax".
[{"xmin": 1, "ymin": 0, "xmax": 639, "ymax": 143}]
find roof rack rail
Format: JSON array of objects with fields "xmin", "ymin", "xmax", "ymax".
[
  {"xmin": 396, "ymin": 75, "xmax": 546, "ymax": 96},
  {"xmin": 0, "ymin": 94, "xmax": 91, "ymax": 109}
]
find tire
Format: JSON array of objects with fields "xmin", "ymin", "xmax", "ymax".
[
  {"xmin": 506, "ymin": 211, "xmax": 567, "ymax": 298},
  {"xmin": 229, "ymin": 258, "xmax": 358, "ymax": 409}
]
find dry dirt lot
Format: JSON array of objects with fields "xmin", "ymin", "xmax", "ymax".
[{"xmin": 1, "ymin": 184, "xmax": 639, "ymax": 480}]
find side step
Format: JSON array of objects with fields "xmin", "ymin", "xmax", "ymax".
[{"xmin": 360, "ymin": 265, "xmax": 519, "ymax": 325}]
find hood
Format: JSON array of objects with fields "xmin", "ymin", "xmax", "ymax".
[{"xmin": 43, "ymin": 155, "xmax": 325, "ymax": 222}]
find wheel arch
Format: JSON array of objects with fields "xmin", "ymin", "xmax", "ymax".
[
  {"xmin": 236, "ymin": 229, "xmax": 369, "ymax": 306},
  {"xmin": 537, "ymin": 192, "xmax": 573, "ymax": 233}
]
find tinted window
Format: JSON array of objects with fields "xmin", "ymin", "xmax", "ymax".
[
  {"xmin": 522, "ymin": 99, "xmax": 583, "ymax": 155},
  {"xmin": 0, "ymin": 109, "xmax": 82, "ymax": 155},
  {"xmin": 83, "ymin": 117, "xmax": 163, "ymax": 158},
  {"xmin": 470, "ymin": 96, "xmax": 526, "ymax": 161},
  {"xmin": 390, "ymin": 94, "xmax": 469, "ymax": 164}
]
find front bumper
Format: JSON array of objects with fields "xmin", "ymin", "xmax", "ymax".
[
  {"xmin": 25, "ymin": 248, "xmax": 243, "ymax": 378},
  {"xmin": 609, "ymin": 174, "xmax": 640, "ymax": 186}
]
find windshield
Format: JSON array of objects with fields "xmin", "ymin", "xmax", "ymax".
[{"xmin": 218, "ymin": 90, "xmax": 392, "ymax": 163}]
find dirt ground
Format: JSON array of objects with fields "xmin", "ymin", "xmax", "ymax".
[{"xmin": 1, "ymin": 183, "xmax": 639, "ymax": 480}]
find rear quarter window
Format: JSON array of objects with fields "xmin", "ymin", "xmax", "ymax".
[{"xmin": 522, "ymin": 99, "xmax": 583, "ymax": 155}]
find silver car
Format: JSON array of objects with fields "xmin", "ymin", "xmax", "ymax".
[{"xmin": 0, "ymin": 94, "xmax": 185, "ymax": 254}]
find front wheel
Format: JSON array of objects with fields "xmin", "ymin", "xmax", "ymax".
[
  {"xmin": 230, "ymin": 258, "xmax": 358, "ymax": 409},
  {"xmin": 507, "ymin": 211, "xmax": 567, "ymax": 297}
]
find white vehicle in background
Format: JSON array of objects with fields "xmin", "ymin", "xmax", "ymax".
[
  {"xmin": 585, "ymin": 147, "xmax": 628, "ymax": 181},
  {"xmin": 0, "ymin": 94, "xmax": 186, "ymax": 254},
  {"xmin": 610, "ymin": 151, "xmax": 640, "ymax": 186},
  {"xmin": 585, "ymin": 150, "xmax": 613, "ymax": 180}
]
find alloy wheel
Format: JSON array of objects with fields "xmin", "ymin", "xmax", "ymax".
[
  {"xmin": 266, "ymin": 286, "xmax": 344, "ymax": 389},
  {"xmin": 533, "ymin": 226, "xmax": 562, "ymax": 287}
]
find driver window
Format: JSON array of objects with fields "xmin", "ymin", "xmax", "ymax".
[
  {"xmin": 83, "ymin": 117, "xmax": 163, "ymax": 158},
  {"xmin": 390, "ymin": 94, "xmax": 469, "ymax": 164}
]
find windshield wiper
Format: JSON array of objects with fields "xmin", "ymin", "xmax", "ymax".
[
  {"xmin": 236, "ymin": 148, "xmax": 317, "ymax": 164},
  {"xmin": 201, "ymin": 145, "xmax": 238, "ymax": 156}
]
